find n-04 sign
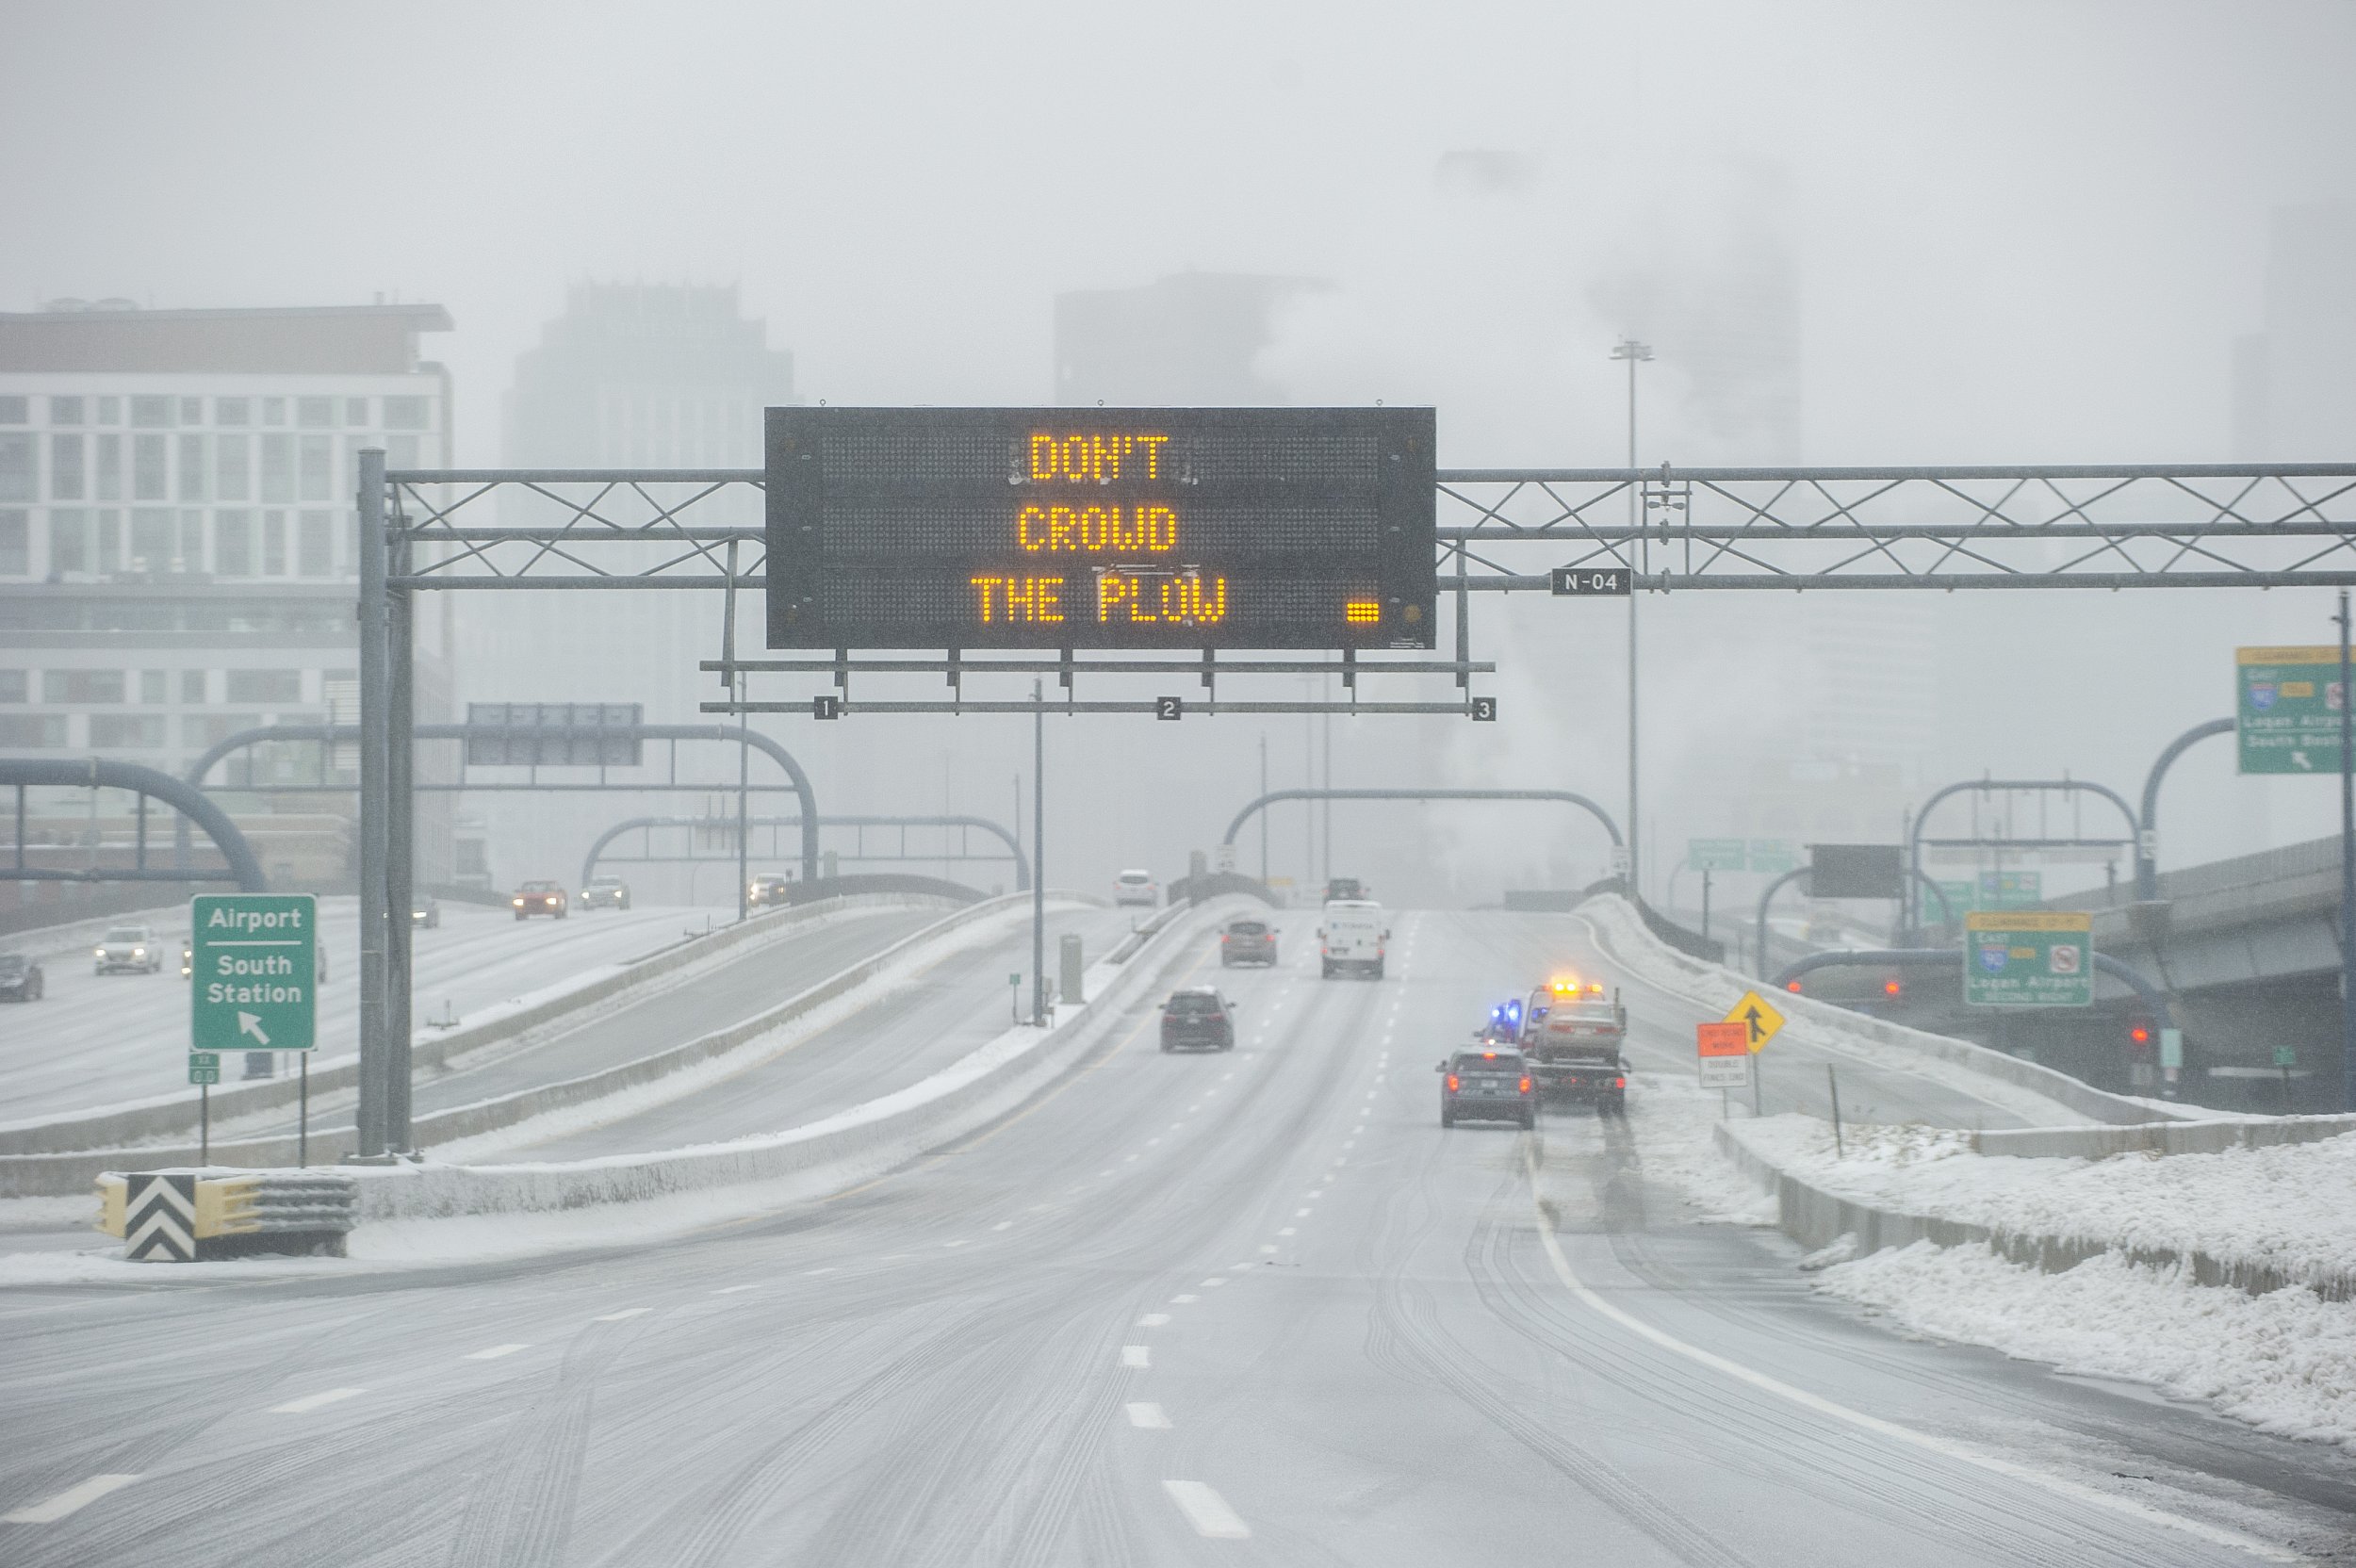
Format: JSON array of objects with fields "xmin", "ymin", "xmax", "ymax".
[
  {"xmin": 189, "ymin": 894, "xmax": 319, "ymax": 1054},
  {"xmin": 1962, "ymin": 910, "xmax": 2092, "ymax": 1008}
]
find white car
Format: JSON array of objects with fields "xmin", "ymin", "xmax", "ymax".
[
  {"xmin": 1113, "ymin": 870, "xmax": 1159, "ymax": 907},
  {"xmin": 94, "ymin": 924, "xmax": 162, "ymax": 975}
]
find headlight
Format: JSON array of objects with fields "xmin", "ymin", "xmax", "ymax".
[
  {"xmin": 513, "ymin": 898, "xmax": 525, "ymax": 906},
  {"xmin": 95, "ymin": 947, "xmax": 105, "ymax": 957},
  {"xmin": 133, "ymin": 948, "xmax": 145, "ymax": 957}
]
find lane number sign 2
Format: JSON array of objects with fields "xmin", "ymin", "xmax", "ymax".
[{"xmin": 1549, "ymin": 567, "xmax": 1633, "ymax": 596}]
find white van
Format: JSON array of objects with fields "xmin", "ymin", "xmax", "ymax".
[{"xmin": 1317, "ymin": 901, "xmax": 1389, "ymax": 980}]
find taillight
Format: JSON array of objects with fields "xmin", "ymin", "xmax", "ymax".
[
  {"xmin": 1445, "ymin": 1074, "xmax": 1460, "ymax": 1092},
  {"xmin": 1518, "ymin": 1076, "xmax": 1532, "ymax": 1093},
  {"xmin": 1614, "ymin": 1075, "xmax": 1626, "ymax": 1088}
]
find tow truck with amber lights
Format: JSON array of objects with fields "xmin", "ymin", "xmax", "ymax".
[{"xmin": 1517, "ymin": 976, "xmax": 1629, "ymax": 1116}]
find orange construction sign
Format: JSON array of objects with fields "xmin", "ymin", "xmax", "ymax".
[{"xmin": 1695, "ymin": 1021, "xmax": 1750, "ymax": 1057}]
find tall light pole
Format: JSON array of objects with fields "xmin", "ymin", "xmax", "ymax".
[{"xmin": 1611, "ymin": 337, "xmax": 1653, "ymax": 902}]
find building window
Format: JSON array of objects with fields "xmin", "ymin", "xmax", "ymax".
[
  {"xmin": 384, "ymin": 396, "xmax": 429, "ymax": 431},
  {"xmin": 90, "ymin": 714, "xmax": 167, "ymax": 749},
  {"xmin": 95, "ymin": 509, "xmax": 121, "ymax": 573},
  {"xmin": 0, "ymin": 510, "xmax": 25, "ymax": 575},
  {"xmin": 130, "ymin": 509, "xmax": 173, "ymax": 572},
  {"xmin": 44, "ymin": 669, "xmax": 123, "ymax": 704},
  {"xmin": 260, "ymin": 433, "xmax": 294, "ymax": 502},
  {"xmin": 0, "ymin": 397, "xmax": 25, "ymax": 425},
  {"xmin": 139, "ymin": 669, "xmax": 168, "ymax": 704},
  {"xmin": 132, "ymin": 433, "xmax": 167, "ymax": 500},
  {"xmin": 261, "ymin": 397, "xmax": 286, "ymax": 426},
  {"xmin": 177, "ymin": 433, "xmax": 208, "ymax": 501},
  {"xmin": 297, "ymin": 397, "xmax": 334, "ymax": 429},
  {"xmin": 179, "ymin": 397, "xmax": 202, "ymax": 426},
  {"xmin": 0, "ymin": 715, "xmax": 66, "ymax": 747},
  {"xmin": 94, "ymin": 433, "xmax": 123, "ymax": 500},
  {"xmin": 182, "ymin": 713, "xmax": 258, "ymax": 747},
  {"xmin": 50, "ymin": 396, "xmax": 84, "ymax": 426},
  {"xmin": 96, "ymin": 396, "xmax": 121, "ymax": 425},
  {"xmin": 215, "ymin": 433, "xmax": 249, "ymax": 501},
  {"xmin": 130, "ymin": 396, "xmax": 172, "ymax": 428},
  {"xmin": 0, "ymin": 434, "xmax": 33, "ymax": 501},
  {"xmin": 225, "ymin": 669, "xmax": 303, "ymax": 704},
  {"xmin": 0, "ymin": 669, "xmax": 24, "ymax": 701},
  {"xmin": 345, "ymin": 397, "xmax": 369, "ymax": 426},
  {"xmin": 181, "ymin": 670, "xmax": 206, "ymax": 703},
  {"xmin": 48, "ymin": 509, "xmax": 87, "ymax": 574},
  {"xmin": 215, "ymin": 509, "xmax": 253, "ymax": 576},
  {"xmin": 259, "ymin": 510, "xmax": 286, "ymax": 576},
  {"xmin": 49, "ymin": 434, "xmax": 84, "ymax": 499},
  {"xmin": 389, "ymin": 433, "xmax": 421, "ymax": 470},
  {"xmin": 297, "ymin": 510, "xmax": 334, "ymax": 577},
  {"xmin": 180, "ymin": 510, "xmax": 204, "ymax": 573},
  {"xmin": 216, "ymin": 398, "xmax": 250, "ymax": 426},
  {"xmin": 299, "ymin": 435, "xmax": 331, "ymax": 501}
]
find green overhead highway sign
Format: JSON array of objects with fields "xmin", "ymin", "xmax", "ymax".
[
  {"xmin": 1963, "ymin": 910, "xmax": 2093, "ymax": 1007},
  {"xmin": 189, "ymin": 893, "xmax": 319, "ymax": 1054},
  {"xmin": 1746, "ymin": 840, "xmax": 1798, "ymax": 874},
  {"xmin": 2237, "ymin": 645, "xmax": 2347, "ymax": 774},
  {"xmin": 1688, "ymin": 839, "xmax": 1747, "ymax": 873}
]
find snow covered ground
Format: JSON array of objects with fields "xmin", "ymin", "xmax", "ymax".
[{"xmin": 1623, "ymin": 1068, "xmax": 2356, "ymax": 1451}]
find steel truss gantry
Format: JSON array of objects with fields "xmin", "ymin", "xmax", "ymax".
[{"xmin": 350, "ymin": 457, "xmax": 2356, "ymax": 1156}]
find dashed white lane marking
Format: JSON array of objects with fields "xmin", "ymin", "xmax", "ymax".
[
  {"xmin": 1172, "ymin": 1293, "xmax": 1200, "ymax": 1303},
  {"xmin": 1137, "ymin": 1312, "xmax": 1171, "ymax": 1327},
  {"xmin": 592, "ymin": 1308, "xmax": 651, "ymax": 1322},
  {"xmin": 711, "ymin": 1283, "xmax": 760, "ymax": 1295},
  {"xmin": 804, "ymin": 1266, "xmax": 838, "ymax": 1276},
  {"xmin": 269, "ymin": 1387, "xmax": 366, "ymax": 1414},
  {"xmin": 1126, "ymin": 1153, "xmax": 1140, "ymax": 1162},
  {"xmin": 1257, "ymin": 1244, "xmax": 1279, "ymax": 1254},
  {"xmin": 1230, "ymin": 1262, "xmax": 1255, "ymax": 1270},
  {"xmin": 1201, "ymin": 1278, "xmax": 1226, "ymax": 1288},
  {"xmin": 1278, "ymin": 1228, "xmax": 1297, "ymax": 1237},
  {"xmin": 1121, "ymin": 1345, "xmax": 1152, "ymax": 1368},
  {"xmin": 1295, "ymin": 1207, "xmax": 1313, "ymax": 1217},
  {"xmin": 1146, "ymin": 1139, "xmax": 1161, "ymax": 1149},
  {"xmin": 1163, "ymin": 1478, "xmax": 1252, "ymax": 1539},
  {"xmin": 1127, "ymin": 1401, "xmax": 1173, "ymax": 1429},
  {"xmin": 464, "ymin": 1344, "xmax": 530, "ymax": 1361},
  {"xmin": 992, "ymin": 1220, "xmax": 1014, "ymax": 1231},
  {"xmin": 943, "ymin": 1238, "xmax": 970, "ymax": 1248},
  {"xmin": 1099, "ymin": 1168, "xmax": 1115, "ymax": 1177},
  {"xmin": 3, "ymin": 1474, "xmax": 140, "ymax": 1525},
  {"xmin": 1523, "ymin": 1160, "xmax": 2298, "ymax": 1564}
]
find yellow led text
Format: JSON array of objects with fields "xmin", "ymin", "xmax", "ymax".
[
  {"xmin": 1029, "ymin": 432, "xmax": 1170, "ymax": 483},
  {"xmin": 1096, "ymin": 570, "xmax": 1228, "ymax": 627},
  {"xmin": 1015, "ymin": 504, "xmax": 1179, "ymax": 554},
  {"xmin": 970, "ymin": 576, "xmax": 1066, "ymax": 624}
]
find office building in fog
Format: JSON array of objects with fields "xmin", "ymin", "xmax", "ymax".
[
  {"xmin": 2233, "ymin": 202, "xmax": 2356, "ymax": 461},
  {"xmin": 0, "ymin": 300, "xmax": 457, "ymax": 889},
  {"xmin": 1054, "ymin": 271, "xmax": 1323, "ymax": 407}
]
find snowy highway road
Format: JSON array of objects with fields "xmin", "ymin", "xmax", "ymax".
[{"xmin": 2, "ymin": 910, "xmax": 2349, "ymax": 1565}]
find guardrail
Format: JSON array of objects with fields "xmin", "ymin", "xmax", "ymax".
[
  {"xmin": 1971, "ymin": 1113, "xmax": 2356, "ymax": 1160},
  {"xmin": 0, "ymin": 891, "xmax": 959, "ymax": 1163}
]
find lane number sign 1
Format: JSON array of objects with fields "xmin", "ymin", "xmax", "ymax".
[{"xmin": 1550, "ymin": 567, "xmax": 1633, "ymax": 596}]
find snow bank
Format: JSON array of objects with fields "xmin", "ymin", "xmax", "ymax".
[
  {"xmin": 1818, "ymin": 1242, "xmax": 2356, "ymax": 1450},
  {"xmin": 1578, "ymin": 895, "xmax": 2186, "ymax": 1128},
  {"xmin": 1621, "ymin": 1070, "xmax": 1777, "ymax": 1225},
  {"xmin": 1728, "ymin": 1115, "xmax": 2356, "ymax": 1298}
]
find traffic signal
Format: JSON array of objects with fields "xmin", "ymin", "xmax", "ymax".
[
  {"xmin": 1786, "ymin": 980, "xmax": 1804, "ymax": 993},
  {"xmin": 2126, "ymin": 1019, "xmax": 2156, "ymax": 1060}
]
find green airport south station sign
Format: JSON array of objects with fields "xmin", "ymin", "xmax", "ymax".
[
  {"xmin": 189, "ymin": 893, "xmax": 319, "ymax": 1054},
  {"xmin": 2237, "ymin": 645, "xmax": 2348, "ymax": 775}
]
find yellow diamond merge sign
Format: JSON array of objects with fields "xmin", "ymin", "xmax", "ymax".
[{"xmin": 1724, "ymin": 990, "xmax": 1786, "ymax": 1054}]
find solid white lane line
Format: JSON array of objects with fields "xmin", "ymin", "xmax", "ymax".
[
  {"xmin": 269, "ymin": 1387, "xmax": 366, "ymax": 1414},
  {"xmin": 1172, "ymin": 1293, "xmax": 1200, "ymax": 1303},
  {"xmin": 1163, "ymin": 1478, "xmax": 1252, "ymax": 1539},
  {"xmin": 1121, "ymin": 1345, "xmax": 1152, "ymax": 1368},
  {"xmin": 1137, "ymin": 1313, "xmax": 1171, "ymax": 1327},
  {"xmin": 591, "ymin": 1308, "xmax": 651, "ymax": 1322},
  {"xmin": 464, "ymin": 1343, "xmax": 530, "ymax": 1361},
  {"xmin": 1127, "ymin": 1402, "xmax": 1173, "ymax": 1429},
  {"xmin": 3, "ymin": 1474, "xmax": 139, "ymax": 1524},
  {"xmin": 1523, "ymin": 1160, "xmax": 2297, "ymax": 1565}
]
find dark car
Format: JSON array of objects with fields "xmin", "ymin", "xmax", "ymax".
[
  {"xmin": 1219, "ymin": 918, "xmax": 1277, "ymax": 968},
  {"xmin": 581, "ymin": 876, "xmax": 632, "ymax": 911},
  {"xmin": 0, "ymin": 953, "xmax": 42, "ymax": 1002},
  {"xmin": 412, "ymin": 896, "xmax": 442, "ymax": 929},
  {"xmin": 1437, "ymin": 1048, "xmax": 1536, "ymax": 1129},
  {"xmin": 1159, "ymin": 988, "xmax": 1238, "ymax": 1053},
  {"xmin": 512, "ymin": 881, "xmax": 568, "ymax": 920},
  {"xmin": 747, "ymin": 874, "xmax": 793, "ymax": 909}
]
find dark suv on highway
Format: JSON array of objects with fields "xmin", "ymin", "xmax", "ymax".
[
  {"xmin": 1159, "ymin": 988, "xmax": 1238, "ymax": 1053},
  {"xmin": 1219, "ymin": 919, "xmax": 1277, "ymax": 967},
  {"xmin": 1437, "ymin": 1049, "xmax": 1535, "ymax": 1129}
]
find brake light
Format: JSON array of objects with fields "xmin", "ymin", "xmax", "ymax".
[
  {"xmin": 1614, "ymin": 1075, "xmax": 1627, "ymax": 1088},
  {"xmin": 1518, "ymin": 1076, "xmax": 1532, "ymax": 1093},
  {"xmin": 1445, "ymin": 1074, "xmax": 1460, "ymax": 1092},
  {"xmin": 1787, "ymin": 980, "xmax": 1803, "ymax": 992}
]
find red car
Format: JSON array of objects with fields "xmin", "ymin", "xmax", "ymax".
[{"xmin": 511, "ymin": 880, "xmax": 568, "ymax": 921}]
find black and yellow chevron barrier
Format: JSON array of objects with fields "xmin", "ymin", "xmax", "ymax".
[{"xmin": 97, "ymin": 1170, "xmax": 357, "ymax": 1261}]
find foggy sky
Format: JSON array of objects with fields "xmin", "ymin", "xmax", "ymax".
[{"xmin": 7, "ymin": 1, "xmax": 2352, "ymax": 908}]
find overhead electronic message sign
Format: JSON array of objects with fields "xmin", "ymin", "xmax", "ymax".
[{"xmin": 764, "ymin": 407, "xmax": 1437, "ymax": 650}]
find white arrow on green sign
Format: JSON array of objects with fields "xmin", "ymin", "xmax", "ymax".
[{"xmin": 189, "ymin": 893, "xmax": 319, "ymax": 1054}]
